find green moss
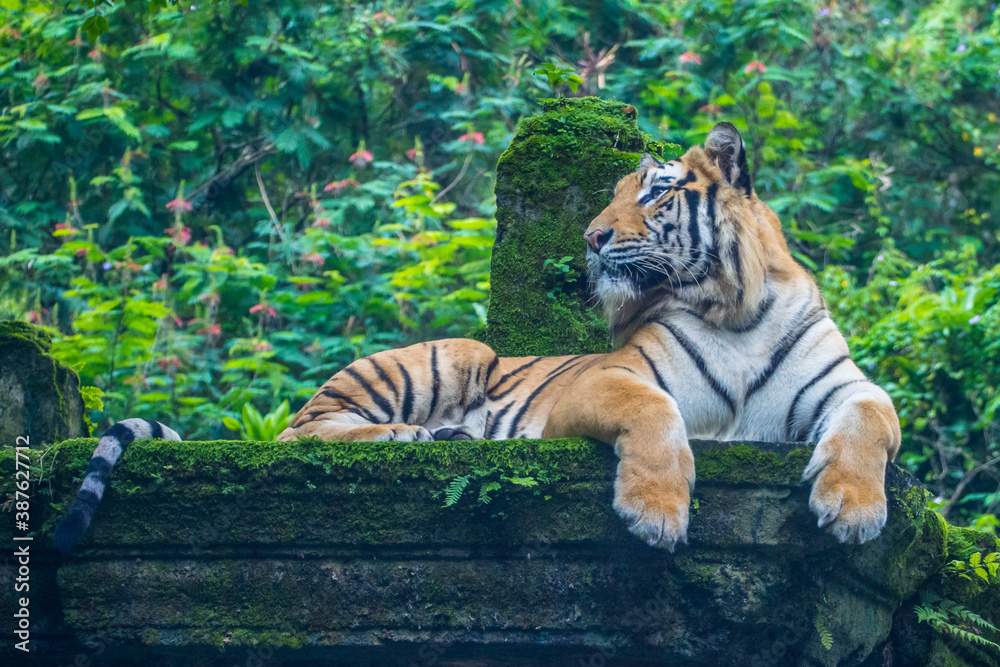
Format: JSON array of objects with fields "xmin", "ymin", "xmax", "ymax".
[
  {"xmin": 693, "ymin": 441, "xmax": 813, "ymax": 485},
  {"xmin": 477, "ymin": 97, "xmax": 682, "ymax": 356},
  {"xmin": 0, "ymin": 319, "xmax": 85, "ymax": 445},
  {"xmin": 0, "ymin": 319, "xmax": 55, "ymax": 351}
]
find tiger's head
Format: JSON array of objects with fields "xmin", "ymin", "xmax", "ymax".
[{"xmin": 585, "ymin": 122, "xmax": 796, "ymax": 339}]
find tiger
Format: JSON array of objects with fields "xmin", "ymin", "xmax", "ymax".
[{"xmin": 54, "ymin": 122, "xmax": 900, "ymax": 554}]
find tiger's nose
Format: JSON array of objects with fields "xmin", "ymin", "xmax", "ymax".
[{"xmin": 585, "ymin": 228, "xmax": 612, "ymax": 252}]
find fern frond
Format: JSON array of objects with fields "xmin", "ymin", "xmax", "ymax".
[
  {"xmin": 442, "ymin": 475, "xmax": 470, "ymax": 507},
  {"xmin": 477, "ymin": 481, "xmax": 501, "ymax": 505},
  {"xmin": 814, "ymin": 612, "xmax": 834, "ymax": 650}
]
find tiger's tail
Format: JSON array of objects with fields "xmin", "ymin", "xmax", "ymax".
[{"xmin": 53, "ymin": 418, "xmax": 181, "ymax": 554}]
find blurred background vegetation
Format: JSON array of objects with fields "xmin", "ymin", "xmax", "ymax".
[{"xmin": 0, "ymin": 0, "xmax": 997, "ymax": 531}]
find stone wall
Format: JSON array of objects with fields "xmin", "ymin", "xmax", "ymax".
[{"xmin": 2, "ymin": 437, "xmax": 997, "ymax": 665}]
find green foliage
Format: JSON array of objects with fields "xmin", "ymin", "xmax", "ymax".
[
  {"xmin": 821, "ymin": 245, "xmax": 1000, "ymax": 527},
  {"xmin": 533, "ymin": 62, "xmax": 584, "ymax": 95},
  {"xmin": 442, "ymin": 474, "xmax": 470, "ymax": 507},
  {"xmin": 915, "ymin": 591, "xmax": 1000, "ymax": 655},
  {"xmin": 0, "ymin": 0, "xmax": 997, "ymax": 529},
  {"xmin": 946, "ymin": 551, "xmax": 1000, "ymax": 585},
  {"xmin": 223, "ymin": 400, "xmax": 292, "ymax": 442},
  {"xmin": 814, "ymin": 607, "xmax": 834, "ymax": 651},
  {"xmin": 441, "ymin": 469, "xmax": 541, "ymax": 508}
]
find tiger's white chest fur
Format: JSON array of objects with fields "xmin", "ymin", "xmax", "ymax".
[{"xmin": 638, "ymin": 280, "xmax": 862, "ymax": 443}]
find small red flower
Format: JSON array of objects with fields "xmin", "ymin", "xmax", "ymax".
[
  {"xmin": 166, "ymin": 198, "xmax": 193, "ymax": 213},
  {"xmin": 302, "ymin": 252, "xmax": 324, "ymax": 266},
  {"xmin": 166, "ymin": 225, "xmax": 191, "ymax": 245},
  {"xmin": 744, "ymin": 60, "xmax": 767, "ymax": 74},
  {"xmin": 349, "ymin": 149, "xmax": 374, "ymax": 168},
  {"xmin": 699, "ymin": 104, "xmax": 723, "ymax": 114},
  {"xmin": 253, "ymin": 342, "xmax": 273, "ymax": 352},
  {"xmin": 679, "ymin": 52, "xmax": 702, "ymax": 65},
  {"xmin": 87, "ymin": 49, "xmax": 101, "ymax": 61},
  {"xmin": 68, "ymin": 37, "xmax": 86, "ymax": 46},
  {"xmin": 459, "ymin": 131, "xmax": 485, "ymax": 145},
  {"xmin": 323, "ymin": 177, "xmax": 359, "ymax": 194},
  {"xmin": 250, "ymin": 304, "xmax": 277, "ymax": 317},
  {"xmin": 197, "ymin": 323, "xmax": 222, "ymax": 336},
  {"xmin": 372, "ymin": 12, "xmax": 395, "ymax": 22},
  {"xmin": 33, "ymin": 72, "xmax": 49, "ymax": 89},
  {"xmin": 76, "ymin": 248, "xmax": 88, "ymax": 257},
  {"xmin": 405, "ymin": 148, "xmax": 418, "ymax": 161},
  {"xmin": 312, "ymin": 217, "xmax": 332, "ymax": 228},
  {"xmin": 157, "ymin": 356, "xmax": 181, "ymax": 371},
  {"xmin": 153, "ymin": 277, "xmax": 168, "ymax": 291}
]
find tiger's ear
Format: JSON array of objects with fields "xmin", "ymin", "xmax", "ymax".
[
  {"xmin": 704, "ymin": 122, "xmax": 752, "ymax": 197},
  {"xmin": 637, "ymin": 153, "xmax": 662, "ymax": 171}
]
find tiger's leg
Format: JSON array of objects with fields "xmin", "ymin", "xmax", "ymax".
[
  {"xmin": 803, "ymin": 383, "xmax": 901, "ymax": 543},
  {"xmin": 543, "ymin": 368, "xmax": 693, "ymax": 551},
  {"xmin": 277, "ymin": 339, "xmax": 498, "ymax": 443}
]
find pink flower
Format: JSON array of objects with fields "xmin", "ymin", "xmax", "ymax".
[
  {"xmin": 349, "ymin": 149, "xmax": 374, "ymax": 168},
  {"xmin": 312, "ymin": 217, "xmax": 332, "ymax": 228},
  {"xmin": 459, "ymin": 131, "xmax": 485, "ymax": 145},
  {"xmin": 323, "ymin": 177, "xmax": 359, "ymax": 194},
  {"xmin": 198, "ymin": 323, "xmax": 222, "ymax": 336},
  {"xmin": 679, "ymin": 52, "xmax": 702, "ymax": 65},
  {"xmin": 153, "ymin": 277, "xmax": 168, "ymax": 291},
  {"xmin": 253, "ymin": 342, "xmax": 273, "ymax": 352},
  {"xmin": 166, "ymin": 225, "xmax": 191, "ymax": 245},
  {"xmin": 157, "ymin": 356, "xmax": 181, "ymax": 370},
  {"xmin": 87, "ymin": 49, "xmax": 101, "ymax": 61},
  {"xmin": 744, "ymin": 60, "xmax": 767, "ymax": 74},
  {"xmin": 166, "ymin": 198, "xmax": 193, "ymax": 213},
  {"xmin": 67, "ymin": 37, "xmax": 86, "ymax": 46},
  {"xmin": 699, "ymin": 104, "xmax": 722, "ymax": 114},
  {"xmin": 250, "ymin": 304, "xmax": 277, "ymax": 317},
  {"xmin": 75, "ymin": 248, "xmax": 88, "ymax": 257},
  {"xmin": 372, "ymin": 12, "xmax": 395, "ymax": 22},
  {"xmin": 302, "ymin": 252, "xmax": 324, "ymax": 266},
  {"xmin": 405, "ymin": 148, "xmax": 418, "ymax": 160}
]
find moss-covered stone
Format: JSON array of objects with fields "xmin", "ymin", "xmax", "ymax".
[
  {"xmin": 477, "ymin": 97, "xmax": 682, "ymax": 356},
  {"xmin": 0, "ymin": 320, "xmax": 87, "ymax": 447},
  {"xmin": 3, "ymin": 437, "xmax": 996, "ymax": 666}
]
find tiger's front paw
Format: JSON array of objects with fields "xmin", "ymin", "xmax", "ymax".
[
  {"xmin": 804, "ymin": 458, "xmax": 887, "ymax": 544},
  {"xmin": 613, "ymin": 459, "xmax": 694, "ymax": 551}
]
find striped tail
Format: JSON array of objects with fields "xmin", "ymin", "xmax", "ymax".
[{"xmin": 53, "ymin": 418, "xmax": 181, "ymax": 554}]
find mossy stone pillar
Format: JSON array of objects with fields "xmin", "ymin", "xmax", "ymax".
[
  {"xmin": 0, "ymin": 320, "xmax": 87, "ymax": 447},
  {"xmin": 478, "ymin": 97, "xmax": 681, "ymax": 357}
]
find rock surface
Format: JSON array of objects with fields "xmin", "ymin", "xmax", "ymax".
[
  {"xmin": 1, "ymin": 438, "xmax": 997, "ymax": 666},
  {"xmin": 476, "ymin": 97, "xmax": 681, "ymax": 356},
  {"xmin": 0, "ymin": 320, "xmax": 87, "ymax": 447}
]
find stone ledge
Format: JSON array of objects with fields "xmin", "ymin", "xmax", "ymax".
[{"xmin": 4, "ymin": 438, "xmax": 996, "ymax": 666}]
